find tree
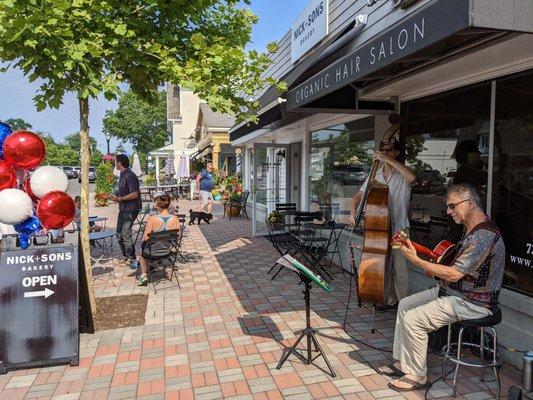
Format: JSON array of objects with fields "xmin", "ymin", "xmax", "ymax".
[
  {"xmin": 103, "ymin": 91, "xmax": 168, "ymax": 155},
  {"xmin": 64, "ymin": 133, "xmax": 103, "ymax": 165},
  {"xmin": 406, "ymin": 136, "xmax": 432, "ymax": 172},
  {"xmin": 4, "ymin": 118, "xmax": 33, "ymax": 130},
  {"xmin": 1, "ymin": 0, "xmax": 279, "ymax": 315},
  {"xmin": 41, "ymin": 134, "xmax": 79, "ymax": 166}
]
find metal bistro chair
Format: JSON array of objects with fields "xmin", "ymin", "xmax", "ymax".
[
  {"xmin": 174, "ymin": 214, "xmax": 187, "ymax": 263},
  {"xmin": 442, "ymin": 308, "xmax": 503, "ymax": 397},
  {"xmin": 142, "ymin": 228, "xmax": 181, "ymax": 293},
  {"xmin": 292, "ymin": 211, "xmax": 332, "ymax": 280},
  {"xmin": 266, "ymin": 219, "xmax": 301, "ymax": 279},
  {"xmin": 275, "ymin": 203, "xmax": 298, "ymax": 230},
  {"xmin": 224, "ymin": 190, "xmax": 250, "ymax": 220}
]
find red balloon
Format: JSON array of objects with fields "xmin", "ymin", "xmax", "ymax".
[
  {"xmin": 3, "ymin": 130, "xmax": 46, "ymax": 169},
  {"xmin": 37, "ymin": 191, "xmax": 75, "ymax": 229},
  {"xmin": 0, "ymin": 160, "xmax": 17, "ymax": 191},
  {"xmin": 23, "ymin": 178, "xmax": 39, "ymax": 202}
]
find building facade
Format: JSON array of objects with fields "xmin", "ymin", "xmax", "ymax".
[
  {"xmin": 194, "ymin": 103, "xmax": 236, "ymax": 173},
  {"xmin": 230, "ymin": 0, "xmax": 533, "ymax": 366}
]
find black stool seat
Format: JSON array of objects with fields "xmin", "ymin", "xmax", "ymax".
[{"xmin": 459, "ymin": 307, "xmax": 501, "ymax": 327}]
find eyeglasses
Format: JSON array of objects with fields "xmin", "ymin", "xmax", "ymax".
[{"xmin": 446, "ymin": 199, "xmax": 470, "ymax": 210}]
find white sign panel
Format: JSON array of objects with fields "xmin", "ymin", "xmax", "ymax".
[{"xmin": 291, "ymin": 0, "xmax": 329, "ymax": 63}]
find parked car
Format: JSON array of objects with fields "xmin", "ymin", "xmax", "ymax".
[
  {"xmin": 413, "ymin": 170, "xmax": 446, "ymax": 193},
  {"xmin": 62, "ymin": 166, "xmax": 76, "ymax": 179},
  {"xmin": 72, "ymin": 166, "xmax": 81, "ymax": 179},
  {"xmin": 333, "ymin": 165, "xmax": 368, "ymax": 186},
  {"xmin": 77, "ymin": 167, "xmax": 96, "ymax": 183}
]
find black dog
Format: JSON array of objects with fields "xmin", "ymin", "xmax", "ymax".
[{"xmin": 189, "ymin": 209, "xmax": 213, "ymax": 225}]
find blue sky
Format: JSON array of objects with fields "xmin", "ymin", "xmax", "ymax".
[{"xmin": 0, "ymin": 0, "xmax": 307, "ymax": 153}]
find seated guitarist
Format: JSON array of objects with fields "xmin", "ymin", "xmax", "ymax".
[{"xmin": 380, "ymin": 183, "xmax": 505, "ymax": 392}]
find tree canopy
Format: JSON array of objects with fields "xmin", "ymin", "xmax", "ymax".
[
  {"xmin": 102, "ymin": 90, "xmax": 168, "ymax": 156},
  {"xmin": 0, "ymin": 0, "xmax": 281, "ymax": 121},
  {"xmin": 4, "ymin": 118, "xmax": 33, "ymax": 130}
]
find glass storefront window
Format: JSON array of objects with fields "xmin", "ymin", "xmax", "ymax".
[
  {"xmin": 309, "ymin": 118, "xmax": 375, "ymax": 223},
  {"xmin": 493, "ymin": 71, "xmax": 533, "ymax": 296},
  {"xmin": 401, "ymin": 82, "xmax": 491, "ymax": 245}
]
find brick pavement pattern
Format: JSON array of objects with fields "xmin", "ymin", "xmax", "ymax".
[{"xmin": 0, "ymin": 199, "xmax": 522, "ymax": 399}]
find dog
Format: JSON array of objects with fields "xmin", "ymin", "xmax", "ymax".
[{"xmin": 189, "ymin": 209, "xmax": 213, "ymax": 225}]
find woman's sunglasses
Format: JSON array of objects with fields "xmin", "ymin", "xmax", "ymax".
[{"xmin": 446, "ymin": 199, "xmax": 470, "ymax": 210}]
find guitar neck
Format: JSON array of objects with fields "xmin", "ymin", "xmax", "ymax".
[{"xmin": 406, "ymin": 240, "xmax": 439, "ymax": 259}]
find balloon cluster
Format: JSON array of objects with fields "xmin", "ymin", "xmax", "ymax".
[{"xmin": 0, "ymin": 122, "xmax": 75, "ymax": 248}]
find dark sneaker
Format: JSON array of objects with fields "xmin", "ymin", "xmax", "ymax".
[{"xmin": 130, "ymin": 260, "xmax": 140, "ymax": 270}]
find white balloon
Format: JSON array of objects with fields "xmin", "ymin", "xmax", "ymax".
[
  {"xmin": 0, "ymin": 189, "xmax": 34, "ymax": 225},
  {"xmin": 30, "ymin": 166, "xmax": 69, "ymax": 198}
]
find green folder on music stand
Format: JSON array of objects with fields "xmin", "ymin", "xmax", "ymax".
[
  {"xmin": 281, "ymin": 254, "xmax": 331, "ymax": 293},
  {"xmin": 274, "ymin": 254, "xmax": 335, "ymax": 377}
]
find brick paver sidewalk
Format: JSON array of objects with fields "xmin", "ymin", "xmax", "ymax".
[{"xmin": 0, "ymin": 198, "xmax": 522, "ymax": 399}]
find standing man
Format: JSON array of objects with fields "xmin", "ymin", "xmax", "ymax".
[
  {"xmin": 196, "ymin": 161, "xmax": 214, "ymax": 214},
  {"xmin": 108, "ymin": 154, "xmax": 142, "ymax": 269},
  {"xmin": 380, "ymin": 183, "xmax": 505, "ymax": 391},
  {"xmin": 350, "ymin": 139, "xmax": 417, "ymax": 308}
]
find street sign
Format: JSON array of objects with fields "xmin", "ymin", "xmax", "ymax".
[{"xmin": 0, "ymin": 245, "xmax": 79, "ymax": 373}]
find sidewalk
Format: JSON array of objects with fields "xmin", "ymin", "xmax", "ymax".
[{"xmin": 0, "ymin": 197, "xmax": 522, "ymax": 400}]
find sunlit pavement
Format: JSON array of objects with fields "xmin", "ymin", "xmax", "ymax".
[{"xmin": 0, "ymin": 197, "xmax": 522, "ymax": 400}]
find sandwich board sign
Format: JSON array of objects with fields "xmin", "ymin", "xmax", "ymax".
[{"xmin": 0, "ymin": 244, "xmax": 79, "ymax": 373}]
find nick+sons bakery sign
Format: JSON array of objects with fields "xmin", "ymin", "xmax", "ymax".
[{"xmin": 286, "ymin": 0, "xmax": 470, "ymax": 110}]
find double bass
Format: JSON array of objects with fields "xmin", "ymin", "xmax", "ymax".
[{"xmin": 352, "ymin": 117, "xmax": 401, "ymax": 311}]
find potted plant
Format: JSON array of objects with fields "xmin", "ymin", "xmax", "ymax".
[
  {"xmin": 94, "ymin": 162, "xmax": 114, "ymax": 206},
  {"xmin": 94, "ymin": 192, "xmax": 108, "ymax": 207},
  {"xmin": 211, "ymin": 188, "xmax": 221, "ymax": 201},
  {"xmin": 267, "ymin": 210, "xmax": 284, "ymax": 231}
]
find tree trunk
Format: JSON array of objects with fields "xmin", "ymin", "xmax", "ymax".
[{"xmin": 79, "ymin": 96, "xmax": 97, "ymax": 314}]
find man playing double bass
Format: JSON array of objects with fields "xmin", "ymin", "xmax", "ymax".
[
  {"xmin": 350, "ymin": 138, "xmax": 417, "ymax": 309},
  {"xmin": 380, "ymin": 183, "xmax": 505, "ymax": 391}
]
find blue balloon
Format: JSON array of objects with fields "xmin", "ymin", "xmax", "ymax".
[
  {"xmin": 14, "ymin": 215, "xmax": 41, "ymax": 249},
  {"xmin": 0, "ymin": 121, "xmax": 13, "ymax": 159}
]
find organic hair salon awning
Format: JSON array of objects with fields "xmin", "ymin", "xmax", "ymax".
[{"xmin": 285, "ymin": 0, "xmax": 527, "ymax": 111}]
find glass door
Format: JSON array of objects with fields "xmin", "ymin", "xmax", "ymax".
[{"xmin": 252, "ymin": 143, "xmax": 291, "ymax": 236}]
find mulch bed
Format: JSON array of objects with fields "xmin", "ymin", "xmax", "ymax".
[{"xmin": 93, "ymin": 294, "xmax": 148, "ymax": 331}]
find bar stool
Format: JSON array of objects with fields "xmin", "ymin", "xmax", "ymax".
[{"xmin": 442, "ymin": 307, "xmax": 502, "ymax": 398}]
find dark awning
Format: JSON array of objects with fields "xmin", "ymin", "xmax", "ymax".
[
  {"xmin": 286, "ymin": 0, "xmax": 511, "ymax": 110},
  {"xmin": 232, "ymin": 0, "xmax": 526, "ymax": 142}
]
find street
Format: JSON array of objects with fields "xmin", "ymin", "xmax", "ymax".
[{"xmin": 66, "ymin": 178, "xmax": 95, "ymax": 197}]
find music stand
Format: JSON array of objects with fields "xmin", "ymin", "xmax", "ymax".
[{"xmin": 275, "ymin": 255, "xmax": 336, "ymax": 377}]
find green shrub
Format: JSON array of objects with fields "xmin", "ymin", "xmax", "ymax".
[{"xmin": 94, "ymin": 162, "xmax": 114, "ymax": 206}]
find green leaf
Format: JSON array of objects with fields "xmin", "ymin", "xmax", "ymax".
[{"xmin": 114, "ymin": 24, "xmax": 127, "ymax": 36}]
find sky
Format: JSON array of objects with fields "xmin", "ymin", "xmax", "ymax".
[{"xmin": 0, "ymin": 0, "xmax": 308, "ymax": 154}]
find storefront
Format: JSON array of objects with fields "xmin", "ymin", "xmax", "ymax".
[
  {"xmin": 194, "ymin": 103, "xmax": 237, "ymax": 173},
  {"xmin": 231, "ymin": 0, "xmax": 533, "ymax": 365}
]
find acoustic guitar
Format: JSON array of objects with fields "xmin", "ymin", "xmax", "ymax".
[{"xmin": 390, "ymin": 231, "xmax": 457, "ymax": 266}]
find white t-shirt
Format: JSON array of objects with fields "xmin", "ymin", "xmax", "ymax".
[{"xmin": 359, "ymin": 166, "xmax": 412, "ymax": 234}]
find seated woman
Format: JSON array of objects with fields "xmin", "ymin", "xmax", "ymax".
[{"xmin": 137, "ymin": 192, "xmax": 180, "ymax": 286}]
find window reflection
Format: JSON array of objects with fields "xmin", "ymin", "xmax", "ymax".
[
  {"xmin": 402, "ymin": 82, "xmax": 491, "ymax": 245},
  {"xmin": 493, "ymin": 71, "xmax": 533, "ymax": 296},
  {"xmin": 309, "ymin": 118, "xmax": 375, "ymax": 223}
]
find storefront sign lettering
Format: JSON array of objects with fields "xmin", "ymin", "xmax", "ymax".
[
  {"xmin": 287, "ymin": 0, "xmax": 470, "ymax": 110},
  {"xmin": 291, "ymin": 0, "xmax": 329, "ymax": 63}
]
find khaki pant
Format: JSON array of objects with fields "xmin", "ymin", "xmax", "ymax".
[
  {"xmin": 393, "ymin": 286, "xmax": 492, "ymax": 377},
  {"xmin": 385, "ymin": 246, "xmax": 410, "ymax": 305}
]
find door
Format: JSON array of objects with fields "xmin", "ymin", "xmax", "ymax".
[
  {"xmin": 252, "ymin": 143, "xmax": 291, "ymax": 236},
  {"xmin": 290, "ymin": 143, "xmax": 301, "ymax": 210}
]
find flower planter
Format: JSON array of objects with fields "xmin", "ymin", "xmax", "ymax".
[{"xmin": 228, "ymin": 206, "xmax": 240, "ymax": 217}]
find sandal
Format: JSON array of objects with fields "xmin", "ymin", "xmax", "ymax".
[
  {"xmin": 377, "ymin": 364, "xmax": 404, "ymax": 377},
  {"xmin": 388, "ymin": 377, "xmax": 431, "ymax": 392}
]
